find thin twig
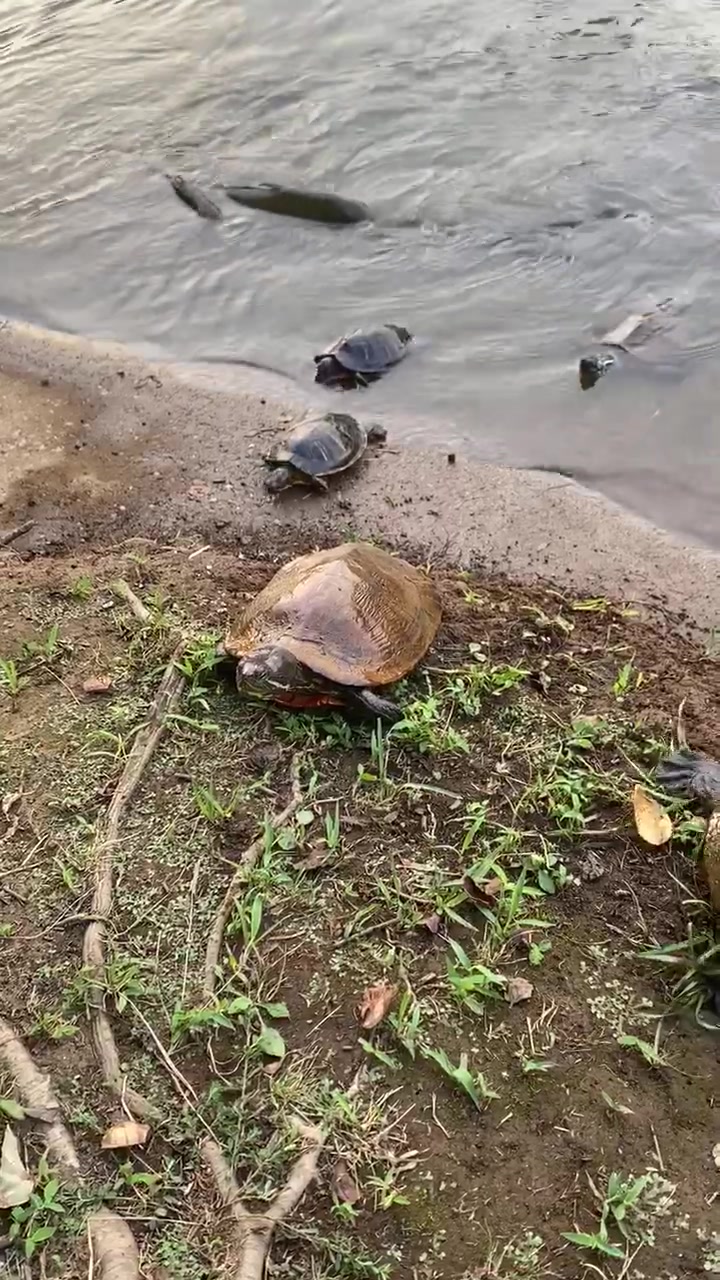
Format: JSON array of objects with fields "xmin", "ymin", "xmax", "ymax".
[
  {"xmin": 82, "ymin": 643, "xmax": 186, "ymax": 1121},
  {"xmin": 0, "ymin": 1017, "xmax": 139, "ymax": 1280},
  {"xmin": 203, "ymin": 755, "xmax": 303, "ymax": 997},
  {"xmin": 111, "ymin": 580, "xmax": 151, "ymax": 625},
  {"xmin": 676, "ymin": 696, "xmax": 688, "ymax": 749},
  {"xmin": 0, "ymin": 519, "xmax": 35, "ymax": 548}
]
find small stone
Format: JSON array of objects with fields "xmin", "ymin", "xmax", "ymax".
[
  {"xmin": 579, "ymin": 851, "xmax": 605, "ymax": 881},
  {"xmin": 447, "ymin": 452, "xmax": 456, "ymax": 465}
]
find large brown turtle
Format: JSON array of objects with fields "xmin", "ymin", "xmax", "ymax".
[{"xmin": 223, "ymin": 542, "xmax": 441, "ymax": 720}]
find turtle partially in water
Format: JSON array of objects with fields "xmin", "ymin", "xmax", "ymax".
[
  {"xmin": 264, "ymin": 413, "xmax": 387, "ymax": 494},
  {"xmin": 222, "ymin": 542, "xmax": 441, "ymax": 721},
  {"xmin": 223, "ymin": 183, "xmax": 370, "ymax": 225},
  {"xmin": 314, "ymin": 324, "xmax": 412, "ymax": 389}
]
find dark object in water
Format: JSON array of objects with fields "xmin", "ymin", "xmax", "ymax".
[
  {"xmin": 264, "ymin": 412, "xmax": 386, "ymax": 494},
  {"xmin": 167, "ymin": 175, "xmax": 222, "ymax": 221},
  {"xmin": 314, "ymin": 324, "xmax": 412, "ymax": 390},
  {"xmin": 579, "ymin": 350, "xmax": 617, "ymax": 389},
  {"xmin": 223, "ymin": 183, "xmax": 370, "ymax": 225}
]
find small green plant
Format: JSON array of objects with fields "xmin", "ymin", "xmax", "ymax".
[
  {"xmin": 229, "ymin": 890, "xmax": 265, "ymax": 951},
  {"xmin": 479, "ymin": 1231, "xmax": 546, "ymax": 1277},
  {"xmin": 0, "ymin": 923, "xmax": 15, "ymax": 939},
  {"xmin": 390, "ymin": 696, "xmax": 470, "ymax": 754},
  {"xmin": 443, "ymin": 658, "xmax": 527, "ymax": 717},
  {"xmin": 170, "ymin": 994, "xmax": 288, "ymax": 1056},
  {"xmin": 563, "ymin": 1169, "xmax": 675, "ymax": 1259},
  {"xmin": 617, "ymin": 1029, "xmax": 667, "ymax": 1068},
  {"xmin": 613, "ymin": 658, "xmax": 642, "ymax": 699},
  {"xmin": 367, "ymin": 1168, "xmax": 410, "ymax": 1212},
  {"xmin": 641, "ymin": 930, "xmax": 720, "ymax": 1024},
  {"xmin": 357, "ymin": 719, "xmax": 391, "ymax": 788},
  {"xmin": 68, "ymin": 574, "xmax": 93, "ymax": 601},
  {"xmin": 7, "ymin": 1172, "xmax": 66, "ymax": 1259},
  {"xmin": 446, "ymin": 938, "xmax": 506, "ymax": 1015},
  {"xmin": 420, "ymin": 1044, "xmax": 498, "ymax": 1110},
  {"xmin": 31, "ymin": 1011, "xmax": 78, "ymax": 1041},
  {"xmin": 191, "ymin": 782, "xmax": 237, "ymax": 822},
  {"xmin": 21, "ymin": 624, "xmax": 63, "ymax": 663},
  {"xmin": 323, "ymin": 803, "xmax": 341, "ymax": 852},
  {"xmin": 0, "ymin": 658, "xmax": 29, "ymax": 698}
]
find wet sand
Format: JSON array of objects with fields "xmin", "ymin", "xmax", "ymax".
[{"xmin": 0, "ymin": 320, "xmax": 719, "ymax": 634}]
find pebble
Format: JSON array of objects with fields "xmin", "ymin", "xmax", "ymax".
[{"xmin": 579, "ymin": 850, "xmax": 605, "ymax": 881}]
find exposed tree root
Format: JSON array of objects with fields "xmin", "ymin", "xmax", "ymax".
[
  {"xmin": 82, "ymin": 610, "xmax": 186, "ymax": 1120},
  {"xmin": 201, "ymin": 1121, "xmax": 324, "ymax": 1280},
  {"xmin": 0, "ymin": 1018, "xmax": 139, "ymax": 1280},
  {"xmin": 0, "ymin": 520, "xmax": 35, "ymax": 548},
  {"xmin": 203, "ymin": 754, "xmax": 303, "ymax": 997}
]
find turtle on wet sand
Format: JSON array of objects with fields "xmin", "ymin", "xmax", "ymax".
[
  {"xmin": 314, "ymin": 325, "xmax": 412, "ymax": 390},
  {"xmin": 264, "ymin": 412, "xmax": 387, "ymax": 494},
  {"xmin": 167, "ymin": 175, "xmax": 223, "ymax": 221},
  {"xmin": 222, "ymin": 542, "xmax": 441, "ymax": 721}
]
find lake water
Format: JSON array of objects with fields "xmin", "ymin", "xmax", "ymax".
[{"xmin": 3, "ymin": 0, "xmax": 720, "ymax": 546}]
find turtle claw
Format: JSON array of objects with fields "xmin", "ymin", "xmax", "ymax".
[{"xmin": 656, "ymin": 749, "xmax": 720, "ymax": 807}]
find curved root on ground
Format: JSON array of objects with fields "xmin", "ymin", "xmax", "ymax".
[
  {"xmin": 82, "ymin": 636, "xmax": 186, "ymax": 1119},
  {"xmin": 201, "ymin": 1120, "xmax": 324, "ymax": 1280},
  {"xmin": 203, "ymin": 754, "xmax": 303, "ymax": 998},
  {"xmin": 0, "ymin": 1018, "xmax": 140, "ymax": 1280}
]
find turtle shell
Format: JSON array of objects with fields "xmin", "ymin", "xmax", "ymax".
[
  {"xmin": 224, "ymin": 542, "xmax": 441, "ymax": 688},
  {"xmin": 327, "ymin": 325, "xmax": 411, "ymax": 374},
  {"xmin": 266, "ymin": 413, "xmax": 366, "ymax": 479}
]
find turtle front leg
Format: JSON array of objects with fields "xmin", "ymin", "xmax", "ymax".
[{"xmin": 345, "ymin": 687, "xmax": 402, "ymax": 723}]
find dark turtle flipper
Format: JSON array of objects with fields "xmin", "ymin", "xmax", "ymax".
[
  {"xmin": 656, "ymin": 749, "xmax": 720, "ymax": 807},
  {"xmin": 265, "ymin": 464, "xmax": 328, "ymax": 495},
  {"xmin": 345, "ymin": 687, "xmax": 402, "ymax": 722}
]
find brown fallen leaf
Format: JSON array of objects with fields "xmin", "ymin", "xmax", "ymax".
[
  {"xmin": 422, "ymin": 912, "xmax": 441, "ymax": 934},
  {"xmin": 331, "ymin": 1158, "xmax": 361, "ymax": 1204},
  {"xmin": 82, "ymin": 676, "xmax": 113, "ymax": 695},
  {"xmin": 0, "ymin": 1126, "xmax": 33, "ymax": 1208},
  {"xmin": 357, "ymin": 980, "xmax": 399, "ymax": 1030},
  {"xmin": 632, "ymin": 785, "xmax": 672, "ymax": 847},
  {"xmin": 101, "ymin": 1121, "xmax": 150, "ymax": 1151},
  {"xmin": 506, "ymin": 977, "xmax": 534, "ymax": 1006},
  {"xmin": 463, "ymin": 873, "xmax": 503, "ymax": 906},
  {"xmin": 297, "ymin": 843, "xmax": 334, "ymax": 872}
]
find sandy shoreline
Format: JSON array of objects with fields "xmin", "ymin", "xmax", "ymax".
[{"xmin": 0, "ymin": 318, "xmax": 719, "ymax": 633}]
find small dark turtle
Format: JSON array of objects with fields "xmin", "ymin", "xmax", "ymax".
[
  {"xmin": 222, "ymin": 542, "xmax": 441, "ymax": 721},
  {"xmin": 657, "ymin": 748, "xmax": 720, "ymax": 915},
  {"xmin": 264, "ymin": 412, "xmax": 387, "ymax": 495},
  {"xmin": 223, "ymin": 183, "xmax": 370, "ymax": 225},
  {"xmin": 314, "ymin": 324, "xmax": 412, "ymax": 390},
  {"xmin": 167, "ymin": 175, "xmax": 222, "ymax": 221}
]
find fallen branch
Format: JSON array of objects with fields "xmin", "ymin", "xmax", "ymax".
[
  {"xmin": 82, "ymin": 642, "xmax": 186, "ymax": 1121},
  {"xmin": 203, "ymin": 755, "xmax": 303, "ymax": 997},
  {"xmin": 201, "ymin": 1120, "xmax": 324, "ymax": 1280},
  {"xmin": 0, "ymin": 519, "xmax": 34, "ymax": 548},
  {"xmin": 111, "ymin": 579, "xmax": 151, "ymax": 625},
  {"xmin": 0, "ymin": 1017, "xmax": 139, "ymax": 1280}
]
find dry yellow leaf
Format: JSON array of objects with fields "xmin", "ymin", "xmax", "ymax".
[
  {"xmin": 101, "ymin": 1121, "xmax": 150, "ymax": 1151},
  {"xmin": 632, "ymin": 785, "xmax": 672, "ymax": 847},
  {"xmin": 0, "ymin": 1126, "xmax": 33, "ymax": 1208}
]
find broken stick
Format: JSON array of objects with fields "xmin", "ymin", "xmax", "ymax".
[{"xmin": 82, "ymin": 639, "xmax": 186, "ymax": 1120}]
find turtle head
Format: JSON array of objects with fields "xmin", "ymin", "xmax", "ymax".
[
  {"xmin": 264, "ymin": 466, "xmax": 296, "ymax": 495},
  {"xmin": 387, "ymin": 324, "xmax": 412, "ymax": 345},
  {"xmin": 314, "ymin": 355, "xmax": 350, "ymax": 387},
  {"xmin": 236, "ymin": 645, "xmax": 325, "ymax": 705},
  {"xmin": 579, "ymin": 352, "xmax": 615, "ymax": 390}
]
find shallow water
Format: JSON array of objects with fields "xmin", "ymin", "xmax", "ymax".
[{"xmin": 3, "ymin": 0, "xmax": 720, "ymax": 546}]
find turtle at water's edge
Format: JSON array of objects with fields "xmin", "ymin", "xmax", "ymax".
[
  {"xmin": 264, "ymin": 413, "xmax": 387, "ymax": 494},
  {"xmin": 222, "ymin": 542, "xmax": 441, "ymax": 721},
  {"xmin": 314, "ymin": 325, "xmax": 412, "ymax": 389}
]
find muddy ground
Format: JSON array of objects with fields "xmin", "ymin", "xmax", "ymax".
[
  {"xmin": 1, "ymin": 321, "xmax": 720, "ymax": 633},
  {"xmin": 1, "ymin": 542, "xmax": 719, "ymax": 1280}
]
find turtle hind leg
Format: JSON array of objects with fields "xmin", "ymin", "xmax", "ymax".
[
  {"xmin": 657, "ymin": 749, "xmax": 720, "ymax": 805},
  {"xmin": 344, "ymin": 687, "xmax": 402, "ymax": 722}
]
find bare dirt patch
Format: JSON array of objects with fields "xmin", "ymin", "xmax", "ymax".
[{"xmin": 0, "ymin": 543, "xmax": 718, "ymax": 1280}]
